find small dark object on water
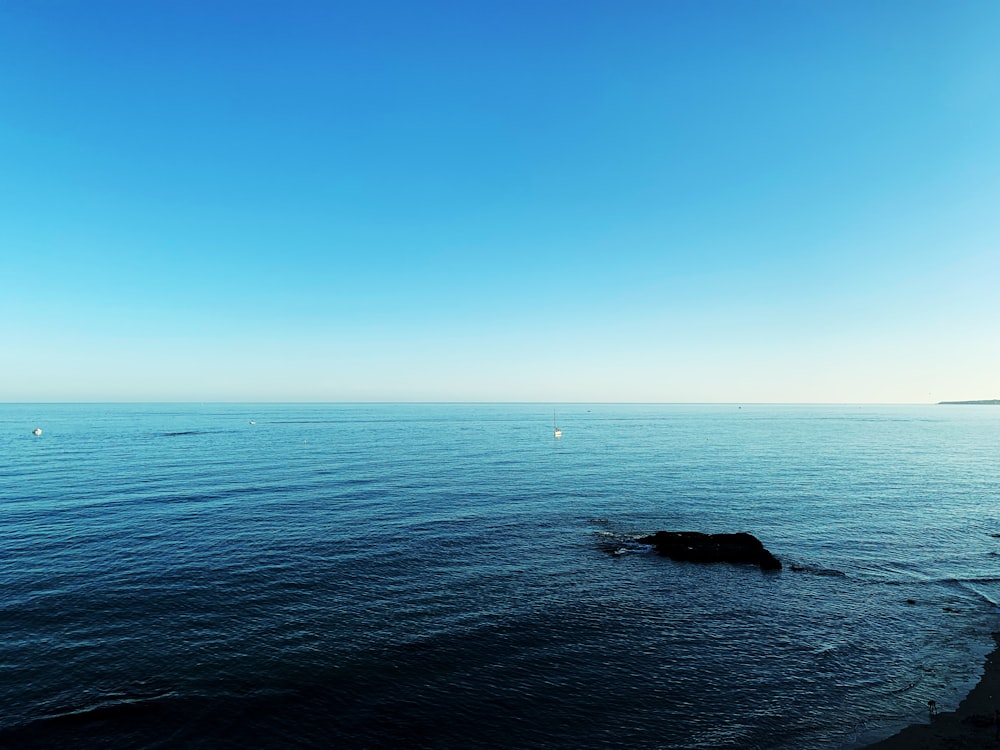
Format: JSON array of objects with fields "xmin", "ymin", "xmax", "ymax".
[
  {"xmin": 636, "ymin": 531, "xmax": 782, "ymax": 571},
  {"xmin": 907, "ymin": 599, "xmax": 917, "ymax": 605},
  {"xmin": 928, "ymin": 700, "xmax": 937, "ymax": 716}
]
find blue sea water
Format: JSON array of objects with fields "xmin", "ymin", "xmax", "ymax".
[{"xmin": 1, "ymin": 403, "xmax": 999, "ymax": 749}]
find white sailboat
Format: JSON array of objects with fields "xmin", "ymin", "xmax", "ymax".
[{"xmin": 553, "ymin": 410, "xmax": 562, "ymax": 438}]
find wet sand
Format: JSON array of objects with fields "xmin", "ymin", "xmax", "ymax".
[{"xmin": 864, "ymin": 632, "xmax": 1000, "ymax": 749}]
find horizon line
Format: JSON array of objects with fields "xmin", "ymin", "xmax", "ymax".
[{"xmin": 0, "ymin": 400, "xmax": 970, "ymax": 406}]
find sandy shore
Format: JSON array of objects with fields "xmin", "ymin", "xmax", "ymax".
[{"xmin": 863, "ymin": 632, "xmax": 1000, "ymax": 749}]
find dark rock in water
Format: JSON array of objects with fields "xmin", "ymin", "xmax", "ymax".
[{"xmin": 635, "ymin": 531, "xmax": 782, "ymax": 571}]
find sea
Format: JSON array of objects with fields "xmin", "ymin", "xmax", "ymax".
[{"xmin": 2, "ymin": 403, "xmax": 999, "ymax": 750}]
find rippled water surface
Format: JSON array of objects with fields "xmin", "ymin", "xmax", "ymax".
[{"xmin": 2, "ymin": 403, "xmax": 999, "ymax": 749}]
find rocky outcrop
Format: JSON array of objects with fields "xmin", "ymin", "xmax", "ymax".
[{"xmin": 636, "ymin": 531, "xmax": 781, "ymax": 571}]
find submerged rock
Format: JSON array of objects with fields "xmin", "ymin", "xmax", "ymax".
[{"xmin": 635, "ymin": 531, "xmax": 782, "ymax": 571}]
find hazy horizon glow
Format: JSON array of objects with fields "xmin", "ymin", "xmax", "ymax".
[{"xmin": 3, "ymin": 1, "xmax": 999, "ymax": 403}]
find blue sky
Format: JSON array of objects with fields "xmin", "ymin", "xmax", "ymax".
[{"xmin": 2, "ymin": 0, "xmax": 998, "ymax": 402}]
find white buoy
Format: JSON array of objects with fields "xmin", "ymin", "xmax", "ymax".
[
  {"xmin": 249, "ymin": 420, "xmax": 256, "ymax": 425},
  {"xmin": 32, "ymin": 428, "xmax": 42, "ymax": 436}
]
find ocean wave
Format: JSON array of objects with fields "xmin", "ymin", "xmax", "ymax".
[{"xmin": 788, "ymin": 564, "xmax": 847, "ymax": 577}]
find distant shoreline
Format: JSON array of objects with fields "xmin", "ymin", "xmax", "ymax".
[{"xmin": 939, "ymin": 399, "xmax": 1000, "ymax": 405}]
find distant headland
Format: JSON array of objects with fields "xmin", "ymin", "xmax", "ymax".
[{"xmin": 939, "ymin": 399, "xmax": 1000, "ymax": 405}]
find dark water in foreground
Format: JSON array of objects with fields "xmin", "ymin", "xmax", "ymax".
[{"xmin": 2, "ymin": 403, "xmax": 999, "ymax": 749}]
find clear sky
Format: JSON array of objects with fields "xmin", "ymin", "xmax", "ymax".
[{"xmin": 2, "ymin": 1, "xmax": 998, "ymax": 403}]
